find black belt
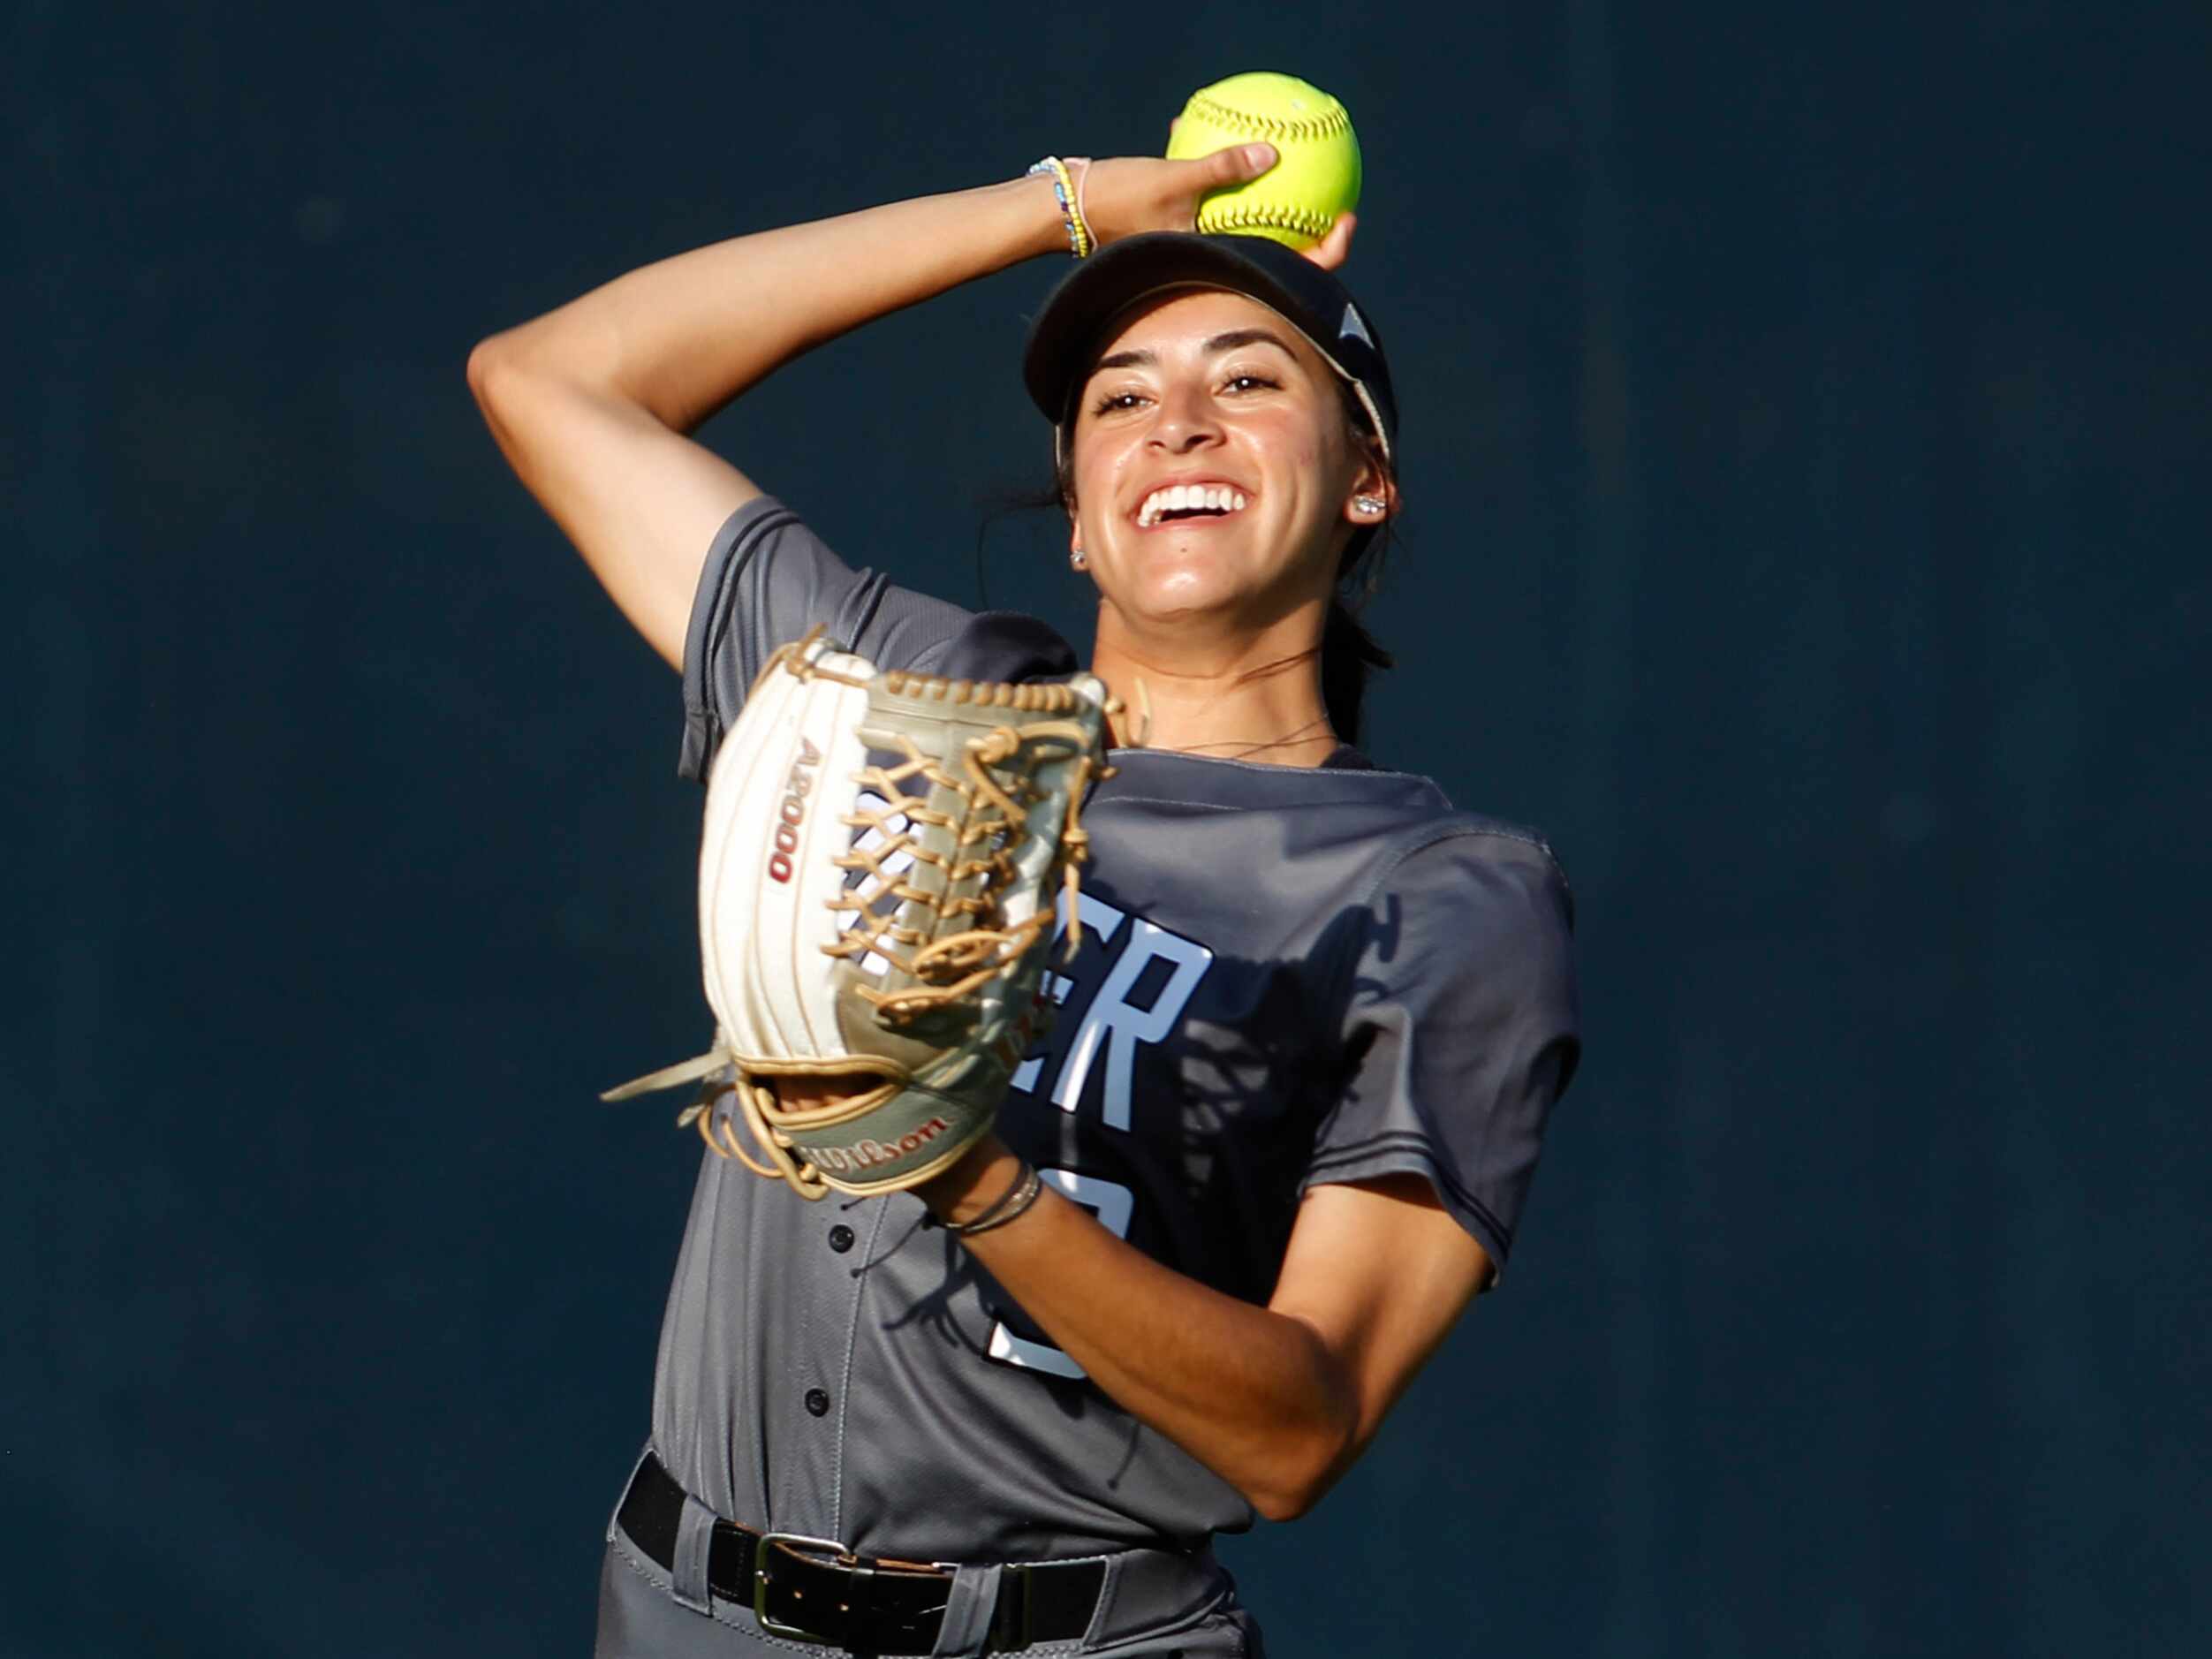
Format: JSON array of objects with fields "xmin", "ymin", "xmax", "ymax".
[{"xmin": 617, "ymin": 1451, "xmax": 1106, "ymax": 1652}]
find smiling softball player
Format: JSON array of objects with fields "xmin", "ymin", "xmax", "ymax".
[{"xmin": 472, "ymin": 140, "xmax": 1579, "ymax": 1656}]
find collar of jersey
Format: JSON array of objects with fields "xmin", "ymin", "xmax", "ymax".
[{"xmin": 1094, "ymin": 745, "xmax": 1453, "ymax": 812}]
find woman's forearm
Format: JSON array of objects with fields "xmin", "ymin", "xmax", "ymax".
[
  {"xmin": 483, "ymin": 173, "xmax": 1069, "ymax": 429},
  {"xmin": 467, "ymin": 173, "xmax": 1079, "ymax": 662},
  {"xmin": 922, "ymin": 1142, "xmax": 1361, "ymax": 1522}
]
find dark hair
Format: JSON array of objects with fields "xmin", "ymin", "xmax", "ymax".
[
  {"xmin": 1320, "ymin": 379, "xmax": 1397, "ymax": 746},
  {"xmin": 1020, "ymin": 375, "xmax": 1400, "ymax": 746},
  {"xmin": 1322, "ymin": 592, "xmax": 1392, "ymax": 746}
]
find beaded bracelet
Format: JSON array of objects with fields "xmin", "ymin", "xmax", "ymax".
[
  {"xmin": 1027, "ymin": 155, "xmax": 1092, "ymax": 258},
  {"xmin": 943, "ymin": 1161, "xmax": 1046, "ymax": 1237}
]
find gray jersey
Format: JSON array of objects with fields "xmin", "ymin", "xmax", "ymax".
[{"xmin": 646, "ymin": 497, "xmax": 1579, "ymax": 1564}]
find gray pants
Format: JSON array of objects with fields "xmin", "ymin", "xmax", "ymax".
[{"xmin": 596, "ymin": 1496, "xmax": 1265, "ymax": 1658}]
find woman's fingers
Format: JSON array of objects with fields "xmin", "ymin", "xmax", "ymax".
[{"xmin": 1303, "ymin": 211, "xmax": 1357, "ymax": 271}]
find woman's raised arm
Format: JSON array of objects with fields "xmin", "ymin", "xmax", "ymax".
[{"xmin": 466, "ymin": 148, "xmax": 1285, "ymax": 668}]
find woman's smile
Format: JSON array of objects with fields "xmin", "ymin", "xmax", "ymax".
[{"xmin": 1131, "ymin": 478, "xmax": 1252, "ymax": 528}]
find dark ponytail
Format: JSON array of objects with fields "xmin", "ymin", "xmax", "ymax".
[
  {"xmin": 1322, "ymin": 378, "xmax": 1398, "ymax": 749},
  {"xmin": 1321, "ymin": 590, "xmax": 1393, "ymax": 748}
]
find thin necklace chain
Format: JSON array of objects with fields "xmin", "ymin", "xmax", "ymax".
[
  {"xmin": 1172, "ymin": 715, "xmax": 1338, "ymax": 761},
  {"xmin": 1112, "ymin": 669, "xmax": 1337, "ymax": 761}
]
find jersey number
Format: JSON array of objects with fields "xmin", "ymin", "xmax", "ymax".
[
  {"xmin": 985, "ymin": 1169, "xmax": 1133, "ymax": 1379},
  {"xmin": 989, "ymin": 895, "xmax": 1209, "ymax": 1377}
]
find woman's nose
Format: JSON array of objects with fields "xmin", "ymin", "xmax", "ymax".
[{"xmin": 1148, "ymin": 383, "xmax": 1223, "ymax": 451}]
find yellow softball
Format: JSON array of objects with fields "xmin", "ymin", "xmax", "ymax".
[{"xmin": 1165, "ymin": 72, "xmax": 1362, "ymax": 250}]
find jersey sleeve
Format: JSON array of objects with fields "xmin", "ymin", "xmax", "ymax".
[
  {"xmin": 1305, "ymin": 828, "xmax": 1581, "ymax": 1284},
  {"xmin": 678, "ymin": 496, "xmax": 1078, "ymax": 782}
]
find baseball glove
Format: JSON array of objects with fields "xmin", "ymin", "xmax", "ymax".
[{"xmin": 603, "ymin": 629, "xmax": 1114, "ymax": 1200}]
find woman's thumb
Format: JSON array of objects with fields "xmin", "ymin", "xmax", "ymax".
[{"xmin": 1218, "ymin": 141, "xmax": 1276, "ymax": 179}]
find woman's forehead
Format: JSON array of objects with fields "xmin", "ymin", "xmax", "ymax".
[{"xmin": 1085, "ymin": 288, "xmax": 1324, "ymax": 373}]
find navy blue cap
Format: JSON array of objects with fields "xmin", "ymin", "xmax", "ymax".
[{"xmin": 1023, "ymin": 232, "xmax": 1398, "ymax": 460}]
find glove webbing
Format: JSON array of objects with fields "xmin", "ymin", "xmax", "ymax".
[{"xmin": 826, "ymin": 728, "xmax": 1102, "ymax": 1021}]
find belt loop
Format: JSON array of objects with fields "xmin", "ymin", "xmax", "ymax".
[
  {"xmin": 930, "ymin": 1562, "xmax": 1004, "ymax": 1656},
  {"xmin": 1080, "ymin": 1554, "xmax": 1125, "ymax": 1651},
  {"xmin": 606, "ymin": 1444, "xmax": 652, "ymax": 1544},
  {"xmin": 1083, "ymin": 1545, "xmax": 1225, "ymax": 1649},
  {"xmin": 670, "ymin": 1495, "xmax": 719, "ymax": 1615}
]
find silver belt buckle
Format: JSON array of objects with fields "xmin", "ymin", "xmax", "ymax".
[{"xmin": 753, "ymin": 1530, "xmax": 854, "ymax": 1644}]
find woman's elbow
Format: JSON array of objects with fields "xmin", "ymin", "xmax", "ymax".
[
  {"xmin": 1246, "ymin": 1466, "xmax": 1339, "ymax": 1524},
  {"xmin": 466, "ymin": 330, "xmax": 527, "ymax": 415},
  {"xmin": 466, "ymin": 328, "xmax": 580, "ymax": 458},
  {"xmin": 1242, "ymin": 1419, "xmax": 1359, "ymax": 1523},
  {"xmin": 1249, "ymin": 1483, "xmax": 1320, "ymax": 1525}
]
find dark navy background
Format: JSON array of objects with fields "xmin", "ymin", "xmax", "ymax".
[{"xmin": 9, "ymin": 3, "xmax": 2206, "ymax": 1653}]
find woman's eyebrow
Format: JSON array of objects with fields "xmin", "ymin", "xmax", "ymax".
[
  {"xmin": 1091, "ymin": 328, "xmax": 1299, "ymax": 376},
  {"xmin": 1203, "ymin": 327, "xmax": 1297, "ymax": 358}
]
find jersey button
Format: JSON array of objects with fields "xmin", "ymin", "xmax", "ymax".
[
  {"xmin": 827, "ymin": 1224, "xmax": 856, "ymax": 1254},
  {"xmin": 804, "ymin": 1388, "xmax": 831, "ymax": 1418}
]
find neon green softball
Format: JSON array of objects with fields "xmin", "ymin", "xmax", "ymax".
[{"xmin": 1165, "ymin": 72, "xmax": 1362, "ymax": 251}]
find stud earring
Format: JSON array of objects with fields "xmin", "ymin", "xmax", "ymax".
[
  {"xmin": 1070, "ymin": 548, "xmax": 1087, "ymax": 571},
  {"xmin": 1353, "ymin": 496, "xmax": 1388, "ymax": 517}
]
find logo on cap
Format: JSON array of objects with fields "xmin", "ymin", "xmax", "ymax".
[{"xmin": 1338, "ymin": 304, "xmax": 1375, "ymax": 350}]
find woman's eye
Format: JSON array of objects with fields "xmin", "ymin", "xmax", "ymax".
[
  {"xmin": 1091, "ymin": 390, "xmax": 1148, "ymax": 414},
  {"xmin": 1221, "ymin": 372, "xmax": 1281, "ymax": 394}
]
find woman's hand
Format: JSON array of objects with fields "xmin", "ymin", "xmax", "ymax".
[{"xmin": 1074, "ymin": 148, "xmax": 1359, "ymax": 270}]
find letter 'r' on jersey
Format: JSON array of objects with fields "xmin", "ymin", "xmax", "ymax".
[{"xmin": 1049, "ymin": 918, "xmax": 1214, "ymax": 1130}]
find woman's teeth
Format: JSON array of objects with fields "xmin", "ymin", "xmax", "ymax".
[{"xmin": 1136, "ymin": 484, "xmax": 1248, "ymax": 527}]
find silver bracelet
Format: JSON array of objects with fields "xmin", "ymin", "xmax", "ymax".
[{"xmin": 944, "ymin": 1162, "xmax": 1045, "ymax": 1237}]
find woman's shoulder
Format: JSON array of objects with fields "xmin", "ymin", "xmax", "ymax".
[
  {"xmin": 1091, "ymin": 747, "xmax": 1572, "ymax": 932},
  {"xmin": 914, "ymin": 608, "xmax": 1081, "ymax": 686},
  {"xmin": 682, "ymin": 497, "xmax": 1079, "ymax": 779},
  {"xmin": 1376, "ymin": 813, "xmax": 1575, "ymax": 933},
  {"xmin": 1133, "ymin": 746, "xmax": 1561, "ymax": 855},
  {"xmin": 1312, "ymin": 755, "xmax": 1572, "ymax": 930}
]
